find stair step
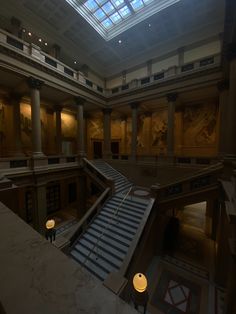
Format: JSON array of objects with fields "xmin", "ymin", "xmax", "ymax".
[
  {"xmin": 90, "ymin": 224, "xmax": 131, "ymax": 247},
  {"xmin": 108, "ymin": 200, "xmax": 145, "ymax": 215},
  {"xmin": 83, "ymin": 232, "xmax": 126, "ymax": 259},
  {"xmin": 80, "ymin": 237, "xmax": 123, "ymax": 266},
  {"xmin": 74, "ymin": 242, "xmax": 119, "ymax": 272},
  {"xmin": 106, "ymin": 202, "xmax": 144, "ymax": 218},
  {"xmin": 102, "ymin": 206, "xmax": 141, "ymax": 224},
  {"xmin": 93, "ymin": 219, "xmax": 133, "ymax": 240},
  {"xmin": 87, "ymin": 228, "xmax": 129, "ymax": 253},
  {"xmin": 99, "ymin": 211, "xmax": 139, "ymax": 229},
  {"xmin": 91, "ymin": 223, "xmax": 132, "ymax": 245},
  {"xmin": 70, "ymin": 249, "xmax": 108, "ymax": 281},
  {"xmin": 113, "ymin": 195, "xmax": 148, "ymax": 209},
  {"xmin": 96, "ymin": 216, "xmax": 136, "ymax": 235}
]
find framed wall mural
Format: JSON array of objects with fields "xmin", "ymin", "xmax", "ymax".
[
  {"xmin": 151, "ymin": 110, "xmax": 168, "ymax": 148},
  {"xmin": 183, "ymin": 103, "xmax": 218, "ymax": 146}
]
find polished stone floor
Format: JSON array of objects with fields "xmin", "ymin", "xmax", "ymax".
[{"xmin": 145, "ymin": 202, "xmax": 218, "ymax": 314}]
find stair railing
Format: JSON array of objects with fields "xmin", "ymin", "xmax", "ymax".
[{"xmin": 80, "ymin": 184, "xmax": 133, "ymax": 268}]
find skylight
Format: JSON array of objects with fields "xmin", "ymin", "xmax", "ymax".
[{"xmin": 65, "ymin": 0, "xmax": 181, "ymax": 41}]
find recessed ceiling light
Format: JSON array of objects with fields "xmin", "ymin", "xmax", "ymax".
[
  {"xmin": 38, "ymin": 38, "xmax": 42, "ymax": 42},
  {"xmin": 28, "ymin": 32, "xmax": 32, "ymax": 36},
  {"xmin": 118, "ymin": 39, "xmax": 122, "ymax": 44},
  {"xmin": 22, "ymin": 28, "xmax": 26, "ymax": 33},
  {"xmin": 148, "ymin": 23, "xmax": 151, "ymax": 27},
  {"xmin": 45, "ymin": 42, "xmax": 48, "ymax": 46},
  {"xmin": 74, "ymin": 61, "xmax": 77, "ymax": 64}
]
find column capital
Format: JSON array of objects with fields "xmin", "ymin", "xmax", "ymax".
[
  {"xmin": 102, "ymin": 108, "xmax": 112, "ymax": 115},
  {"xmin": 166, "ymin": 92, "xmax": 178, "ymax": 102},
  {"xmin": 27, "ymin": 77, "xmax": 44, "ymax": 89},
  {"xmin": 130, "ymin": 102, "xmax": 139, "ymax": 109},
  {"xmin": 74, "ymin": 96, "xmax": 86, "ymax": 106},
  {"xmin": 226, "ymin": 42, "xmax": 236, "ymax": 61},
  {"xmin": 217, "ymin": 80, "xmax": 229, "ymax": 92}
]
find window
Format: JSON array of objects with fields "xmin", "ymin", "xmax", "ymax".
[{"xmin": 65, "ymin": 0, "xmax": 181, "ymax": 40}]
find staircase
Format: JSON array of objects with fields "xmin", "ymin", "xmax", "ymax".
[
  {"xmin": 91, "ymin": 159, "xmax": 132, "ymax": 194},
  {"xmin": 70, "ymin": 160, "xmax": 153, "ymax": 281}
]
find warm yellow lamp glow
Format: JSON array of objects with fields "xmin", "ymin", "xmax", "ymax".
[
  {"xmin": 46, "ymin": 219, "xmax": 55, "ymax": 229},
  {"xmin": 133, "ymin": 273, "xmax": 147, "ymax": 293}
]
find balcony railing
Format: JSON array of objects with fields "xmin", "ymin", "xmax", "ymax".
[
  {"xmin": 0, "ymin": 154, "xmax": 79, "ymax": 175},
  {"xmin": 0, "ymin": 28, "xmax": 221, "ymax": 98}
]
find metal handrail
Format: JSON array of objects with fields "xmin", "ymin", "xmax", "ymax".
[{"xmin": 80, "ymin": 184, "xmax": 133, "ymax": 269}]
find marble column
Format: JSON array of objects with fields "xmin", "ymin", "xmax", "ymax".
[
  {"xmin": 54, "ymin": 106, "xmax": 62, "ymax": 155},
  {"xmin": 75, "ymin": 97, "xmax": 86, "ymax": 158},
  {"xmin": 130, "ymin": 102, "xmax": 139, "ymax": 161},
  {"xmin": 217, "ymin": 80, "xmax": 229, "ymax": 158},
  {"xmin": 103, "ymin": 108, "xmax": 112, "ymax": 159},
  {"xmin": 27, "ymin": 77, "xmax": 44, "ymax": 157},
  {"xmin": 10, "ymin": 93, "xmax": 23, "ymax": 156},
  {"xmin": 166, "ymin": 93, "xmax": 178, "ymax": 157}
]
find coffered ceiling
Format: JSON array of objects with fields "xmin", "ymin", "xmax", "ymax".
[{"xmin": 0, "ymin": 0, "xmax": 225, "ymax": 77}]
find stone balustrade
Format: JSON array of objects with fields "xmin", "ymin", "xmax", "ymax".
[{"xmin": 0, "ymin": 28, "xmax": 221, "ymax": 98}]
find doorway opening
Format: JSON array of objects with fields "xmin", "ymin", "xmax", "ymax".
[
  {"xmin": 93, "ymin": 141, "xmax": 103, "ymax": 159},
  {"xmin": 111, "ymin": 141, "xmax": 119, "ymax": 159}
]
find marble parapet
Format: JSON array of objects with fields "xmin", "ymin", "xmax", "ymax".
[{"xmin": 0, "ymin": 202, "xmax": 137, "ymax": 314}]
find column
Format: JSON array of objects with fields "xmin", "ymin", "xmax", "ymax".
[
  {"xmin": 217, "ymin": 80, "xmax": 229, "ymax": 157},
  {"xmin": 166, "ymin": 93, "xmax": 178, "ymax": 157},
  {"xmin": 224, "ymin": 44, "xmax": 236, "ymax": 158},
  {"xmin": 130, "ymin": 102, "xmax": 139, "ymax": 161},
  {"xmin": 10, "ymin": 93, "xmax": 23, "ymax": 156},
  {"xmin": 75, "ymin": 97, "xmax": 86, "ymax": 158},
  {"xmin": 54, "ymin": 106, "xmax": 62, "ymax": 154},
  {"xmin": 33, "ymin": 183, "xmax": 47, "ymax": 234},
  {"xmin": 103, "ymin": 108, "xmax": 112, "ymax": 159},
  {"xmin": 27, "ymin": 77, "xmax": 44, "ymax": 157}
]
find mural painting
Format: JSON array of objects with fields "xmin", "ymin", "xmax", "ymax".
[
  {"xmin": 88, "ymin": 118, "xmax": 103, "ymax": 139},
  {"xmin": 183, "ymin": 103, "xmax": 218, "ymax": 146},
  {"xmin": 151, "ymin": 110, "xmax": 168, "ymax": 149}
]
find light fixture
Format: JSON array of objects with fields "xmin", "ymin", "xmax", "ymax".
[
  {"xmin": 45, "ymin": 42, "xmax": 48, "ymax": 46},
  {"xmin": 46, "ymin": 219, "xmax": 55, "ymax": 230},
  {"xmin": 148, "ymin": 23, "xmax": 151, "ymax": 27},
  {"xmin": 133, "ymin": 273, "xmax": 147, "ymax": 293},
  {"xmin": 28, "ymin": 32, "xmax": 32, "ymax": 36},
  {"xmin": 74, "ymin": 61, "xmax": 77, "ymax": 64},
  {"xmin": 38, "ymin": 38, "xmax": 42, "ymax": 42},
  {"xmin": 22, "ymin": 28, "xmax": 26, "ymax": 33},
  {"xmin": 118, "ymin": 39, "xmax": 122, "ymax": 44}
]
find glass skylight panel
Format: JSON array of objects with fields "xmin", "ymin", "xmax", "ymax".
[
  {"xmin": 102, "ymin": 17, "xmax": 113, "ymax": 29},
  {"xmin": 111, "ymin": 0, "xmax": 125, "ymax": 8},
  {"xmin": 85, "ymin": 0, "xmax": 98, "ymax": 12},
  {"xmin": 143, "ymin": 0, "xmax": 154, "ymax": 3},
  {"xmin": 110, "ymin": 12, "xmax": 122, "ymax": 24},
  {"xmin": 94, "ymin": 8, "xmax": 106, "ymax": 21},
  {"xmin": 130, "ymin": 0, "xmax": 144, "ymax": 12},
  {"xmin": 95, "ymin": 0, "xmax": 106, "ymax": 5},
  {"xmin": 102, "ymin": 1, "xmax": 115, "ymax": 14},
  {"xmin": 65, "ymin": 0, "xmax": 181, "ymax": 40},
  {"xmin": 119, "ymin": 5, "xmax": 131, "ymax": 18}
]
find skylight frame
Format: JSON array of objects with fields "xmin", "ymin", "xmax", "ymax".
[{"xmin": 65, "ymin": 0, "xmax": 181, "ymax": 41}]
